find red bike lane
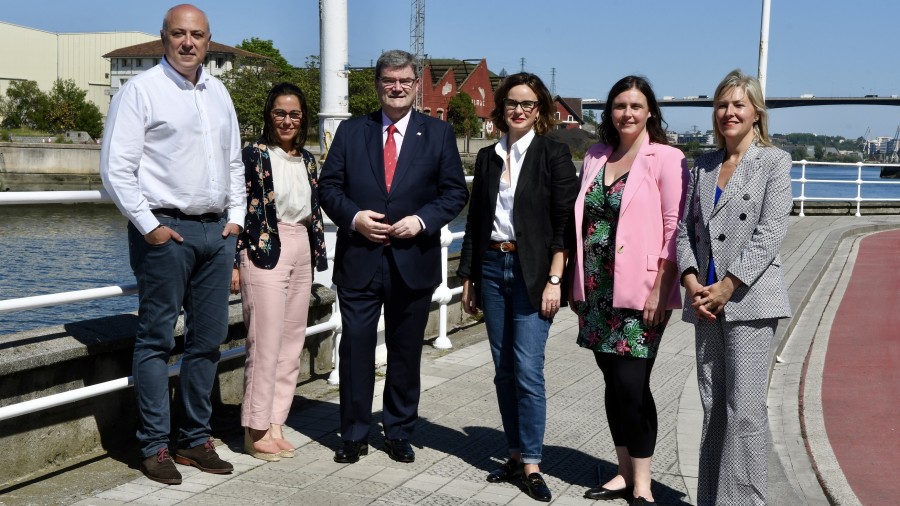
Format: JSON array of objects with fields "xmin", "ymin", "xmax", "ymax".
[{"xmin": 822, "ymin": 229, "xmax": 900, "ymax": 504}]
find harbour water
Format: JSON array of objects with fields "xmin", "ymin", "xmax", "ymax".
[
  {"xmin": 0, "ymin": 203, "xmax": 470, "ymax": 336},
  {"xmin": 2, "ymin": 164, "xmax": 899, "ymax": 337}
]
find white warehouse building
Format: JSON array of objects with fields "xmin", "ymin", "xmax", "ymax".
[{"xmin": 0, "ymin": 21, "xmax": 157, "ymax": 118}]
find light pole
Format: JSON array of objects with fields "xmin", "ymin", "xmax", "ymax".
[{"xmin": 758, "ymin": 0, "xmax": 771, "ymax": 97}]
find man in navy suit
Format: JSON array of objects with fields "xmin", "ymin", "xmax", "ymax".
[{"xmin": 319, "ymin": 49, "xmax": 468, "ymax": 464}]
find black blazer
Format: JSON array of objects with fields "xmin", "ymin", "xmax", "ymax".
[
  {"xmin": 457, "ymin": 135, "xmax": 579, "ymax": 311},
  {"xmin": 319, "ymin": 110, "xmax": 469, "ymax": 291}
]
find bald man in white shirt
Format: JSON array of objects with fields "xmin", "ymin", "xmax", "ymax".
[{"xmin": 100, "ymin": 4, "xmax": 244, "ymax": 485}]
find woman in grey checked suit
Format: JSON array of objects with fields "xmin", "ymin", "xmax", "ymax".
[{"xmin": 676, "ymin": 69, "xmax": 792, "ymax": 505}]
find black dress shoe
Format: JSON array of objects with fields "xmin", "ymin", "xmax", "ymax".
[
  {"xmin": 383, "ymin": 438, "xmax": 415, "ymax": 463},
  {"xmin": 486, "ymin": 459, "xmax": 524, "ymax": 483},
  {"xmin": 584, "ymin": 484, "xmax": 634, "ymax": 500},
  {"xmin": 632, "ymin": 497, "xmax": 657, "ymax": 505},
  {"xmin": 333, "ymin": 440, "xmax": 368, "ymax": 463},
  {"xmin": 520, "ymin": 472, "xmax": 552, "ymax": 502}
]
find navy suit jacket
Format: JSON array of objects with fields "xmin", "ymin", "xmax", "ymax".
[{"xmin": 319, "ymin": 110, "xmax": 468, "ymax": 291}]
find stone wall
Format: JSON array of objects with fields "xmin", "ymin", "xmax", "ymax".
[{"xmin": 0, "ymin": 142, "xmax": 102, "ymax": 191}]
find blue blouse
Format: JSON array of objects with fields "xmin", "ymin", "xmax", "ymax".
[{"xmin": 706, "ymin": 186, "xmax": 724, "ymax": 285}]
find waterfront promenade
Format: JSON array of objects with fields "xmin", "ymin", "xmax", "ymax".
[{"xmin": 2, "ymin": 215, "xmax": 898, "ymax": 505}]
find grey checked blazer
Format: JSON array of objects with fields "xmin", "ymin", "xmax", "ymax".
[{"xmin": 676, "ymin": 143, "xmax": 793, "ymax": 323}]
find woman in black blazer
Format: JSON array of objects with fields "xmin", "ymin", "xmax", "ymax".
[{"xmin": 458, "ymin": 73, "xmax": 578, "ymax": 502}]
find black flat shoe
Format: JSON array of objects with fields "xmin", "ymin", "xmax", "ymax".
[
  {"xmin": 333, "ymin": 440, "xmax": 368, "ymax": 463},
  {"xmin": 520, "ymin": 472, "xmax": 552, "ymax": 502},
  {"xmin": 584, "ymin": 484, "xmax": 634, "ymax": 500},
  {"xmin": 383, "ymin": 438, "xmax": 415, "ymax": 462},
  {"xmin": 486, "ymin": 459, "xmax": 523, "ymax": 483},
  {"xmin": 631, "ymin": 497, "xmax": 657, "ymax": 505}
]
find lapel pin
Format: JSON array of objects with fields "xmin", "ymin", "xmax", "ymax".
[{"xmin": 416, "ymin": 132, "xmax": 422, "ymax": 136}]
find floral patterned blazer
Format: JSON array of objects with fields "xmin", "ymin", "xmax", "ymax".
[{"xmin": 235, "ymin": 141, "xmax": 328, "ymax": 273}]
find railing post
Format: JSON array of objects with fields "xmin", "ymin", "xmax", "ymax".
[
  {"xmin": 432, "ymin": 225, "xmax": 454, "ymax": 349},
  {"xmin": 855, "ymin": 161, "xmax": 863, "ymax": 217},
  {"xmin": 799, "ymin": 160, "xmax": 807, "ymax": 217},
  {"xmin": 326, "ymin": 300, "xmax": 343, "ymax": 385}
]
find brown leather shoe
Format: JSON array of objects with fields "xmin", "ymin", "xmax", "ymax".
[
  {"xmin": 140, "ymin": 447, "xmax": 182, "ymax": 485},
  {"xmin": 174, "ymin": 438, "xmax": 234, "ymax": 474}
]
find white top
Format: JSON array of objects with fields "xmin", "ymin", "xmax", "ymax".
[
  {"xmin": 269, "ymin": 146, "xmax": 312, "ymax": 224},
  {"xmin": 490, "ymin": 129, "xmax": 535, "ymax": 242},
  {"xmin": 100, "ymin": 57, "xmax": 245, "ymax": 235}
]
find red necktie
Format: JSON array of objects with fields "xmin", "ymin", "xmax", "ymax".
[{"xmin": 384, "ymin": 124, "xmax": 398, "ymax": 192}]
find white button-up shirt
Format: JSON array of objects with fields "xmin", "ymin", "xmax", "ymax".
[
  {"xmin": 490, "ymin": 129, "xmax": 535, "ymax": 241},
  {"xmin": 100, "ymin": 57, "xmax": 245, "ymax": 235}
]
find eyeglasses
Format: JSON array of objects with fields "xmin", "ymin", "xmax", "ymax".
[
  {"xmin": 503, "ymin": 99, "xmax": 538, "ymax": 112},
  {"xmin": 379, "ymin": 77, "xmax": 417, "ymax": 89},
  {"xmin": 272, "ymin": 109, "xmax": 302, "ymax": 122}
]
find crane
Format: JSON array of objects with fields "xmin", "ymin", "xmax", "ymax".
[{"xmin": 860, "ymin": 127, "xmax": 871, "ymax": 159}]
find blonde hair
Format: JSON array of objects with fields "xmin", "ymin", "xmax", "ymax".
[{"xmin": 712, "ymin": 69, "xmax": 773, "ymax": 148}]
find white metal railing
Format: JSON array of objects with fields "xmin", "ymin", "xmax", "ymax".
[
  {"xmin": 792, "ymin": 160, "xmax": 900, "ymax": 217},
  {"xmin": 0, "ymin": 180, "xmax": 471, "ymax": 421}
]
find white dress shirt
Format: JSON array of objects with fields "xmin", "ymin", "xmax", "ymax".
[
  {"xmin": 100, "ymin": 57, "xmax": 245, "ymax": 235},
  {"xmin": 491, "ymin": 129, "xmax": 535, "ymax": 241}
]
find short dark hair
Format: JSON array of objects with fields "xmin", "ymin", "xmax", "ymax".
[
  {"xmin": 375, "ymin": 50, "xmax": 417, "ymax": 80},
  {"xmin": 489, "ymin": 73, "xmax": 556, "ymax": 136},
  {"xmin": 261, "ymin": 82, "xmax": 309, "ymax": 150},
  {"xmin": 598, "ymin": 75, "xmax": 668, "ymax": 149}
]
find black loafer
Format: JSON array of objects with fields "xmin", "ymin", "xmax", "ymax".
[
  {"xmin": 520, "ymin": 472, "xmax": 552, "ymax": 502},
  {"xmin": 486, "ymin": 459, "xmax": 524, "ymax": 483},
  {"xmin": 632, "ymin": 497, "xmax": 657, "ymax": 505},
  {"xmin": 333, "ymin": 440, "xmax": 368, "ymax": 463},
  {"xmin": 584, "ymin": 484, "xmax": 634, "ymax": 500},
  {"xmin": 383, "ymin": 438, "xmax": 415, "ymax": 463}
]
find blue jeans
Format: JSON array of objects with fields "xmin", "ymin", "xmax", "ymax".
[
  {"xmin": 480, "ymin": 250, "xmax": 552, "ymax": 464},
  {"xmin": 127, "ymin": 215, "xmax": 236, "ymax": 458}
]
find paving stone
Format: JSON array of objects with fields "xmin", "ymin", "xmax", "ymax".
[{"xmin": 376, "ymin": 485, "xmax": 431, "ymax": 504}]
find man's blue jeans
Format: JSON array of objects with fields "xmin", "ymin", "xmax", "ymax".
[
  {"xmin": 480, "ymin": 250, "xmax": 552, "ymax": 464},
  {"xmin": 127, "ymin": 215, "xmax": 235, "ymax": 458}
]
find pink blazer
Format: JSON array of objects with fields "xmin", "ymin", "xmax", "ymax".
[{"xmin": 570, "ymin": 135, "xmax": 688, "ymax": 310}]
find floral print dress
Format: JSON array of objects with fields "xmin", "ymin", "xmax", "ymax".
[{"xmin": 574, "ymin": 165, "xmax": 667, "ymax": 359}]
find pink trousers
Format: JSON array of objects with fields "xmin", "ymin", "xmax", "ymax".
[{"xmin": 239, "ymin": 222, "xmax": 312, "ymax": 429}]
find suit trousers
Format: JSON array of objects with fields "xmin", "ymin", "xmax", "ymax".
[
  {"xmin": 127, "ymin": 216, "xmax": 235, "ymax": 458},
  {"xmin": 336, "ymin": 248, "xmax": 433, "ymax": 442},
  {"xmin": 239, "ymin": 222, "xmax": 312, "ymax": 430},
  {"xmin": 695, "ymin": 317, "xmax": 776, "ymax": 506}
]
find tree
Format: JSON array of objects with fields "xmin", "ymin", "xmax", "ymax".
[
  {"xmin": 814, "ymin": 145, "xmax": 825, "ymax": 161},
  {"xmin": 348, "ymin": 68, "xmax": 378, "ymax": 116},
  {"xmin": 447, "ymin": 92, "xmax": 479, "ymax": 139},
  {"xmin": 790, "ymin": 147, "xmax": 809, "ymax": 161},
  {"xmin": 583, "ymin": 110, "xmax": 599, "ymax": 126},
  {"xmin": 0, "ymin": 80, "xmax": 46, "ymax": 129},
  {"xmin": 236, "ymin": 37, "xmax": 292, "ymax": 73},
  {"xmin": 37, "ymin": 79, "xmax": 103, "ymax": 138}
]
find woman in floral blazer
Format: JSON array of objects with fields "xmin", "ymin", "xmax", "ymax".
[{"xmin": 230, "ymin": 83, "xmax": 327, "ymax": 462}]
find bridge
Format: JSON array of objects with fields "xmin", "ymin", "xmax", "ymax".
[{"xmin": 583, "ymin": 96, "xmax": 900, "ymax": 110}]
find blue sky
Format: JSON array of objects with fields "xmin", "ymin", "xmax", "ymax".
[{"xmin": 4, "ymin": 0, "xmax": 899, "ymax": 139}]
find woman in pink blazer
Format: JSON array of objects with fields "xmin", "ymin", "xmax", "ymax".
[{"xmin": 569, "ymin": 76, "xmax": 687, "ymax": 505}]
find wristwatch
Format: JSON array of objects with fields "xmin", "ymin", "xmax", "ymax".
[{"xmin": 547, "ymin": 275, "xmax": 561, "ymax": 285}]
